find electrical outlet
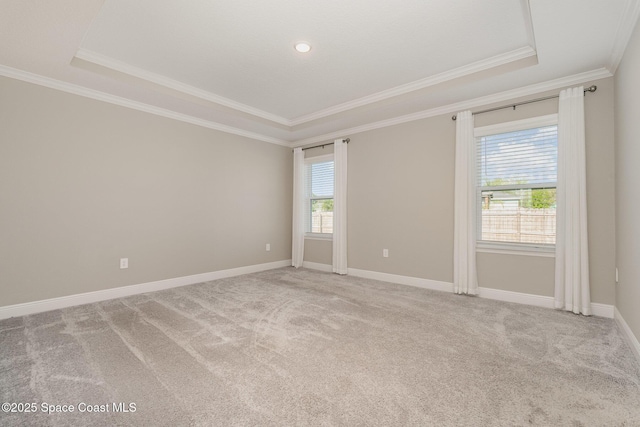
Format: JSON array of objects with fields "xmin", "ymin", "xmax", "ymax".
[
  {"xmin": 266, "ymin": 243, "xmax": 271, "ymax": 251},
  {"xmin": 383, "ymin": 249, "xmax": 389, "ymax": 258},
  {"xmin": 120, "ymin": 258, "xmax": 129, "ymax": 269}
]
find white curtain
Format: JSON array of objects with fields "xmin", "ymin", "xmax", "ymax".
[
  {"xmin": 555, "ymin": 86, "xmax": 591, "ymax": 315},
  {"xmin": 333, "ymin": 139, "xmax": 348, "ymax": 274},
  {"xmin": 453, "ymin": 110, "xmax": 478, "ymax": 295},
  {"xmin": 292, "ymin": 147, "xmax": 305, "ymax": 268}
]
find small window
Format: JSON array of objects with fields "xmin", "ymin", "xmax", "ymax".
[
  {"xmin": 475, "ymin": 115, "xmax": 558, "ymax": 250},
  {"xmin": 304, "ymin": 155, "xmax": 334, "ymax": 236}
]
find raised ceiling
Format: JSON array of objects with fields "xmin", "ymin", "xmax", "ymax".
[{"xmin": 1, "ymin": 0, "xmax": 639, "ymax": 146}]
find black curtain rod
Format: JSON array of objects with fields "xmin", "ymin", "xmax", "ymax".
[
  {"xmin": 294, "ymin": 138, "xmax": 350, "ymax": 152},
  {"xmin": 451, "ymin": 85, "xmax": 597, "ymax": 121}
]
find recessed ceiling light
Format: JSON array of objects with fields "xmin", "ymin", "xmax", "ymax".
[{"xmin": 294, "ymin": 42, "xmax": 311, "ymax": 53}]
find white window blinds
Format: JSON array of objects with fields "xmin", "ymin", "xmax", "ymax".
[
  {"xmin": 304, "ymin": 159, "xmax": 334, "ymax": 234},
  {"xmin": 478, "ymin": 125, "xmax": 558, "ymax": 188},
  {"xmin": 476, "ymin": 122, "xmax": 558, "ymax": 246}
]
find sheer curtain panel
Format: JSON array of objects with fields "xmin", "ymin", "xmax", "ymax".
[
  {"xmin": 292, "ymin": 147, "xmax": 305, "ymax": 268},
  {"xmin": 453, "ymin": 111, "xmax": 478, "ymax": 295},
  {"xmin": 332, "ymin": 139, "xmax": 348, "ymax": 274},
  {"xmin": 555, "ymin": 86, "xmax": 591, "ymax": 315}
]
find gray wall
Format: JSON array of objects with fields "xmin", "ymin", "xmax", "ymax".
[
  {"xmin": 475, "ymin": 77, "xmax": 616, "ymax": 305},
  {"xmin": 615, "ymin": 19, "xmax": 640, "ymax": 340},
  {"xmin": 304, "ymin": 77, "xmax": 616, "ymax": 305},
  {"xmin": 0, "ymin": 70, "xmax": 620, "ymax": 312},
  {"xmin": 0, "ymin": 76, "xmax": 292, "ymax": 306},
  {"xmin": 348, "ymin": 118, "xmax": 455, "ymax": 282}
]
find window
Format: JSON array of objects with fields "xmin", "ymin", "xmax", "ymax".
[
  {"xmin": 304, "ymin": 155, "xmax": 334, "ymax": 236},
  {"xmin": 475, "ymin": 115, "xmax": 558, "ymax": 250}
]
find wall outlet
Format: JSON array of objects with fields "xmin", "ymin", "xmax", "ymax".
[
  {"xmin": 120, "ymin": 258, "xmax": 129, "ymax": 269},
  {"xmin": 266, "ymin": 243, "xmax": 271, "ymax": 251},
  {"xmin": 383, "ymin": 249, "xmax": 389, "ymax": 258}
]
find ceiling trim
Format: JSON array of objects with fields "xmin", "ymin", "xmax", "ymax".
[
  {"xmin": 287, "ymin": 46, "xmax": 537, "ymax": 126},
  {"xmin": 608, "ymin": 0, "xmax": 640, "ymax": 74},
  {"xmin": 74, "ymin": 48, "xmax": 291, "ymax": 126},
  {"xmin": 75, "ymin": 46, "xmax": 536, "ymax": 128},
  {"xmin": 0, "ymin": 64, "xmax": 613, "ymax": 150},
  {"xmin": 0, "ymin": 64, "xmax": 290, "ymax": 147},
  {"xmin": 521, "ymin": 0, "xmax": 537, "ymax": 50},
  {"xmin": 292, "ymin": 67, "xmax": 613, "ymax": 147}
]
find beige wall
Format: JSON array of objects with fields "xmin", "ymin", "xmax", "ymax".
[
  {"xmin": 304, "ymin": 239, "xmax": 332, "ymax": 265},
  {"xmin": 615, "ymin": 19, "xmax": 640, "ymax": 339},
  {"xmin": 305, "ymin": 78, "xmax": 616, "ymax": 305},
  {"xmin": 0, "ymin": 76, "xmax": 292, "ymax": 307},
  {"xmin": 303, "ymin": 119, "xmax": 456, "ymax": 283},
  {"xmin": 2, "ymin": 70, "xmax": 618, "ymax": 311},
  {"xmin": 348, "ymin": 118, "xmax": 455, "ymax": 281},
  {"xmin": 475, "ymin": 77, "xmax": 616, "ymax": 304}
]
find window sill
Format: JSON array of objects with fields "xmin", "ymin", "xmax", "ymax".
[
  {"xmin": 305, "ymin": 233, "xmax": 333, "ymax": 241},
  {"xmin": 476, "ymin": 242, "xmax": 555, "ymax": 258}
]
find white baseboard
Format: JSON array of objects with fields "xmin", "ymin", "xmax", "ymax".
[
  {"xmin": 614, "ymin": 307, "xmax": 640, "ymax": 364},
  {"xmin": 477, "ymin": 286, "xmax": 555, "ymax": 309},
  {"xmin": 478, "ymin": 288, "xmax": 614, "ymax": 318},
  {"xmin": 302, "ymin": 261, "xmax": 333, "ymax": 272},
  {"xmin": 302, "ymin": 263, "xmax": 614, "ymax": 318},
  {"xmin": 304, "ymin": 262, "xmax": 452, "ymax": 293},
  {"xmin": 590, "ymin": 302, "xmax": 615, "ymax": 318},
  {"xmin": 348, "ymin": 268, "xmax": 454, "ymax": 293},
  {"xmin": 1, "ymin": 260, "xmax": 618, "ymax": 324},
  {"xmin": 0, "ymin": 260, "xmax": 292, "ymax": 320}
]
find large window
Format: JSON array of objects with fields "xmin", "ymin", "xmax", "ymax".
[
  {"xmin": 475, "ymin": 115, "xmax": 558, "ymax": 250},
  {"xmin": 304, "ymin": 155, "xmax": 334, "ymax": 236}
]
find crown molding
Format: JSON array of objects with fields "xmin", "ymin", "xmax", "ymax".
[
  {"xmin": 75, "ymin": 48, "xmax": 291, "ymax": 126},
  {"xmin": 76, "ymin": 45, "xmax": 536, "ymax": 129},
  {"xmin": 292, "ymin": 67, "xmax": 613, "ymax": 147},
  {"xmin": 521, "ymin": 0, "xmax": 537, "ymax": 50},
  {"xmin": 608, "ymin": 0, "xmax": 640, "ymax": 74},
  {"xmin": 1, "ymin": 64, "xmax": 613, "ymax": 150},
  {"xmin": 0, "ymin": 64, "xmax": 290, "ymax": 147},
  {"xmin": 288, "ymin": 46, "xmax": 537, "ymax": 126}
]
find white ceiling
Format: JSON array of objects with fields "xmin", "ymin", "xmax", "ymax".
[{"xmin": 1, "ymin": 0, "xmax": 639, "ymax": 146}]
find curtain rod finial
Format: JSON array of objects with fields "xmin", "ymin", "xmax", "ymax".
[{"xmin": 452, "ymin": 115, "xmax": 457, "ymax": 121}]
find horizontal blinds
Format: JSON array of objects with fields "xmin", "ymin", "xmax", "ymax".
[
  {"xmin": 477, "ymin": 125, "xmax": 558, "ymax": 246},
  {"xmin": 305, "ymin": 161, "xmax": 334, "ymax": 198},
  {"xmin": 477, "ymin": 125, "xmax": 558, "ymax": 187},
  {"xmin": 304, "ymin": 160, "xmax": 334, "ymax": 233}
]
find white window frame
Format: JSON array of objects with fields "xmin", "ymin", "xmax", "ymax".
[
  {"xmin": 474, "ymin": 114, "xmax": 558, "ymax": 257},
  {"xmin": 304, "ymin": 154, "xmax": 334, "ymax": 240}
]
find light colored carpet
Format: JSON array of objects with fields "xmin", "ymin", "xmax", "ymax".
[{"xmin": 1, "ymin": 267, "xmax": 639, "ymax": 426}]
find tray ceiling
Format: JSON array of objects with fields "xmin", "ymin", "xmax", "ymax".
[{"xmin": 0, "ymin": 0, "xmax": 638, "ymax": 145}]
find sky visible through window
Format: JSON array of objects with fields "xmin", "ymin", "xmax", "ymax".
[{"xmin": 479, "ymin": 125, "xmax": 558, "ymax": 186}]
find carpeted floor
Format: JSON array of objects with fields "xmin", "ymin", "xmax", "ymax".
[{"xmin": 1, "ymin": 267, "xmax": 639, "ymax": 426}]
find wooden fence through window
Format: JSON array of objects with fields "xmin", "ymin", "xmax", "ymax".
[{"xmin": 482, "ymin": 208, "xmax": 556, "ymax": 244}]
